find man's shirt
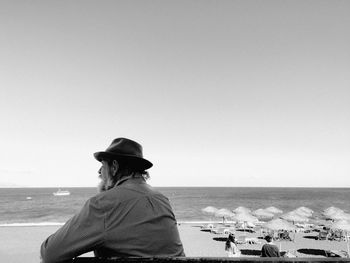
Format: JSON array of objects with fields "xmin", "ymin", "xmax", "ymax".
[
  {"xmin": 41, "ymin": 177, "xmax": 185, "ymax": 263},
  {"xmin": 261, "ymin": 243, "xmax": 280, "ymax": 257}
]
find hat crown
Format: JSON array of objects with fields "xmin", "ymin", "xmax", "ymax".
[
  {"xmin": 94, "ymin": 137, "xmax": 153, "ymax": 170},
  {"xmin": 106, "ymin": 138, "xmax": 143, "ymax": 158}
]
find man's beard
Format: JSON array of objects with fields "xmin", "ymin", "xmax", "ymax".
[
  {"xmin": 98, "ymin": 179, "xmax": 107, "ymax": 192},
  {"xmin": 98, "ymin": 176, "xmax": 116, "ymax": 193}
]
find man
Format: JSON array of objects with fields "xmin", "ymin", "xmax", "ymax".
[
  {"xmin": 261, "ymin": 235, "xmax": 280, "ymax": 257},
  {"xmin": 41, "ymin": 138, "xmax": 185, "ymax": 263}
]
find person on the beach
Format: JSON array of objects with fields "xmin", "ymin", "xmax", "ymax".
[
  {"xmin": 40, "ymin": 138, "xmax": 185, "ymax": 263},
  {"xmin": 261, "ymin": 235, "xmax": 280, "ymax": 257},
  {"xmin": 225, "ymin": 233, "xmax": 240, "ymax": 257}
]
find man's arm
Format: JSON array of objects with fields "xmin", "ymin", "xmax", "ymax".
[
  {"xmin": 276, "ymin": 247, "xmax": 281, "ymax": 257},
  {"xmin": 40, "ymin": 197, "xmax": 105, "ymax": 263},
  {"xmin": 261, "ymin": 245, "xmax": 266, "ymax": 257}
]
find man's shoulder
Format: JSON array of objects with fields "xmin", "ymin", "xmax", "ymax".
[
  {"xmin": 263, "ymin": 243, "xmax": 277, "ymax": 248},
  {"xmin": 88, "ymin": 183, "xmax": 168, "ymax": 207},
  {"xmin": 84, "ymin": 189, "xmax": 122, "ymax": 210},
  {"xmin": 120, "ymin": 182, "xmax": 168, "ymax": 198},
  {"xmin": 262, "ymin": 243, "xmax": 268, "ymax": 249},
  {"xmin": 267, "ymin": 243, "xmax": 279, "ymax": 250}
]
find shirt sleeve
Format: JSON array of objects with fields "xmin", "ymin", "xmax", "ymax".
[
  {"xmin": 261, "ymin": 245, "xmax": 266, "ymax": 257},
  {"xmin": 40, "ymin": 197, "xmax": 105, "ymax": 263},
  {"xmin": 276, "ymin": 248, "xmax": 281, "ymax": 257}
]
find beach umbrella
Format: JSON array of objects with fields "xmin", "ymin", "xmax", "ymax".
[
  {"xmin": 233, "ymin": 212, "xmax": 258, "ymax": 223},
  {"xmin": 293, "ymin": 208, "xmax": 313, "ymax": 218},
  {"xmin": 294, "ymin": 210, "xmax": 311, "ymax": 218},
  {"xmin": 202, "ymin": 206, "xmax": 218, "ymax": 214},
  {"xmin": 265, "ymin": 206, "xmax": 283, "ymax": 214},
  {"xmin": 323, "ymin": 207, "xmax": 344, "ymax": 218},
  {"xmin": 324, "ymin": 206, "xmax": 342, "ymax": 214},
  {"xmin": 328, "ymin": 211, "xmax": 350, "ymax": 221},
  {"xmin": 263, "ymin": 218, "xmax": 297, "ymax": 231},
  {"xmin": 253, "ymin": 209, "xmax": 275, "ymax": 219},
  {"xmin": 295, "ymin": 207, "xmax": 313, "ymax": 216},
  {"xmin": 297, "ymin": 206, "xmax": 313, "ymax": 213},
  {"xmin": 281, "ymin": 211, "xmax": 309, "ymax": 223},
  {"xmin": 214, "ymin": 208, "xmax": 234, "ymax": 223},
  {"xmin": 201, "ymin": 206, "xmax": 218, "ymax": 221},
  {"xmin": 232, "ymin": 212, "xmax": 259, "ymax": 229},
  {"xmin": 233, "ymin": 206, "xmax": 251, "ymax": 214},
  {"xmin": 215, "ymin": 208, "xmax": 233, "ymax": 217},
  {"xmin": 233, "ymin": 212, "xmax": 258, "ymax": 231}
]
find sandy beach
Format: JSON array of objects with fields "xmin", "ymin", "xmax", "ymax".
[{"xmin": 0, "ymin": 223, "xmax": 348, "ymax": 263}]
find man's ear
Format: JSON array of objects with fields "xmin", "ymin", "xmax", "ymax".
[{"xmin": 111, "ymin": 160, "xmax": 119, "ymax": 176}]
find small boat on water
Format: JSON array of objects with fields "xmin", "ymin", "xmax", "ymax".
[
  {"xmin": 53, "ymin": 189, "xmax": 70, "ymax": 196},
  {"xmin": 26, "ymin": 196, "xmax": 32, "ymax": 200}
]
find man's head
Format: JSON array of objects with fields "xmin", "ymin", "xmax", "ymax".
[
  {"xmin": 97, "ymin": 159, "xmax": 118, "ymax": 192},
  {"xmin": 265, "ymin": 235, "xmax": 273, "ymax": 243},
  {"xmin": 94, "ymin": 138, "xmax": 152, "ymax": 192}
]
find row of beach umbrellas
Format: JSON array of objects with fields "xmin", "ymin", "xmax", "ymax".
[
  {"xmin": 202, "ymin": 205, "xmax": 350, "ymax": 224},
  {"xmin": 202, "ymin": 205, "xmax": 283, "ymax": 223}
]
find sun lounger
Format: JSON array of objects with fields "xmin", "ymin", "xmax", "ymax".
[
  {"xmin": 282, "ymin": 250, "xmax": 297, "ymax": 258},
  {"xmin": 246, "ymin": 237, "xmax": 261, "ymax": 244},
  {"xmin": 210, "ymin": 227, "xmax": 226, "ymax": 234},
  {"xmin": 236, "ymin": 227, "xmax": 255, "ymax": 233},
  {"xmin": 201, "ymin": 223, "xmax": 214, "ymax": 228},
  {"xmin": 295, "ymin": 223, "xmax": 314, "ymax": 233},
  {"xmin": 200, "ymin": 223, "xmax": 215, "ymax": 231},
  {"xmin": 236, "ymin": 235, "xmax": 247, "ymax": 244},
  {"xmin": 325, "ymin": 250, "xmax": 349, "ymax": 258}
]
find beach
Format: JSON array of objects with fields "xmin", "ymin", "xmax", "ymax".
[{"xmin": 0, "ymin": 223, "xmax": 348, "ymax": 263}]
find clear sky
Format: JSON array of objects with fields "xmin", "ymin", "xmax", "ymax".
[{"xmin": 0, "ymin": 0, "xmax": 349, "ymax": 187}]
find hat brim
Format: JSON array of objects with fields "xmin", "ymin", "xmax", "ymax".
[{"xmin": 94, "ymin": 152, "xmax": 153, "ymax": 171}]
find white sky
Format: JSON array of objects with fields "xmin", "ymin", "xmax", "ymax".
[{"xmin": 0, "ymin": 0, "xmax": 349, "ymax": 187}]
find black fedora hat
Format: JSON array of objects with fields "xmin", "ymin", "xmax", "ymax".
[{"xmin": 94, "ymin": 138, "xmax": 153, "ymax": 171}]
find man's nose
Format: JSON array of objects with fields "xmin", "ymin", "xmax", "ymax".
[{"xmin": 98, "ymin": 167, "xmax": 102, "ymax": 174}]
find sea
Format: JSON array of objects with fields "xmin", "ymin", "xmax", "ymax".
[{"xmin": 0, "ymin": 187, "xmax": 349, "ymax": 226}]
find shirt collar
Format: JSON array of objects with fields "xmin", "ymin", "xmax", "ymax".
[{"xmin": 115, "ymin": 174, "xmax": 145, "ymax": 186}]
